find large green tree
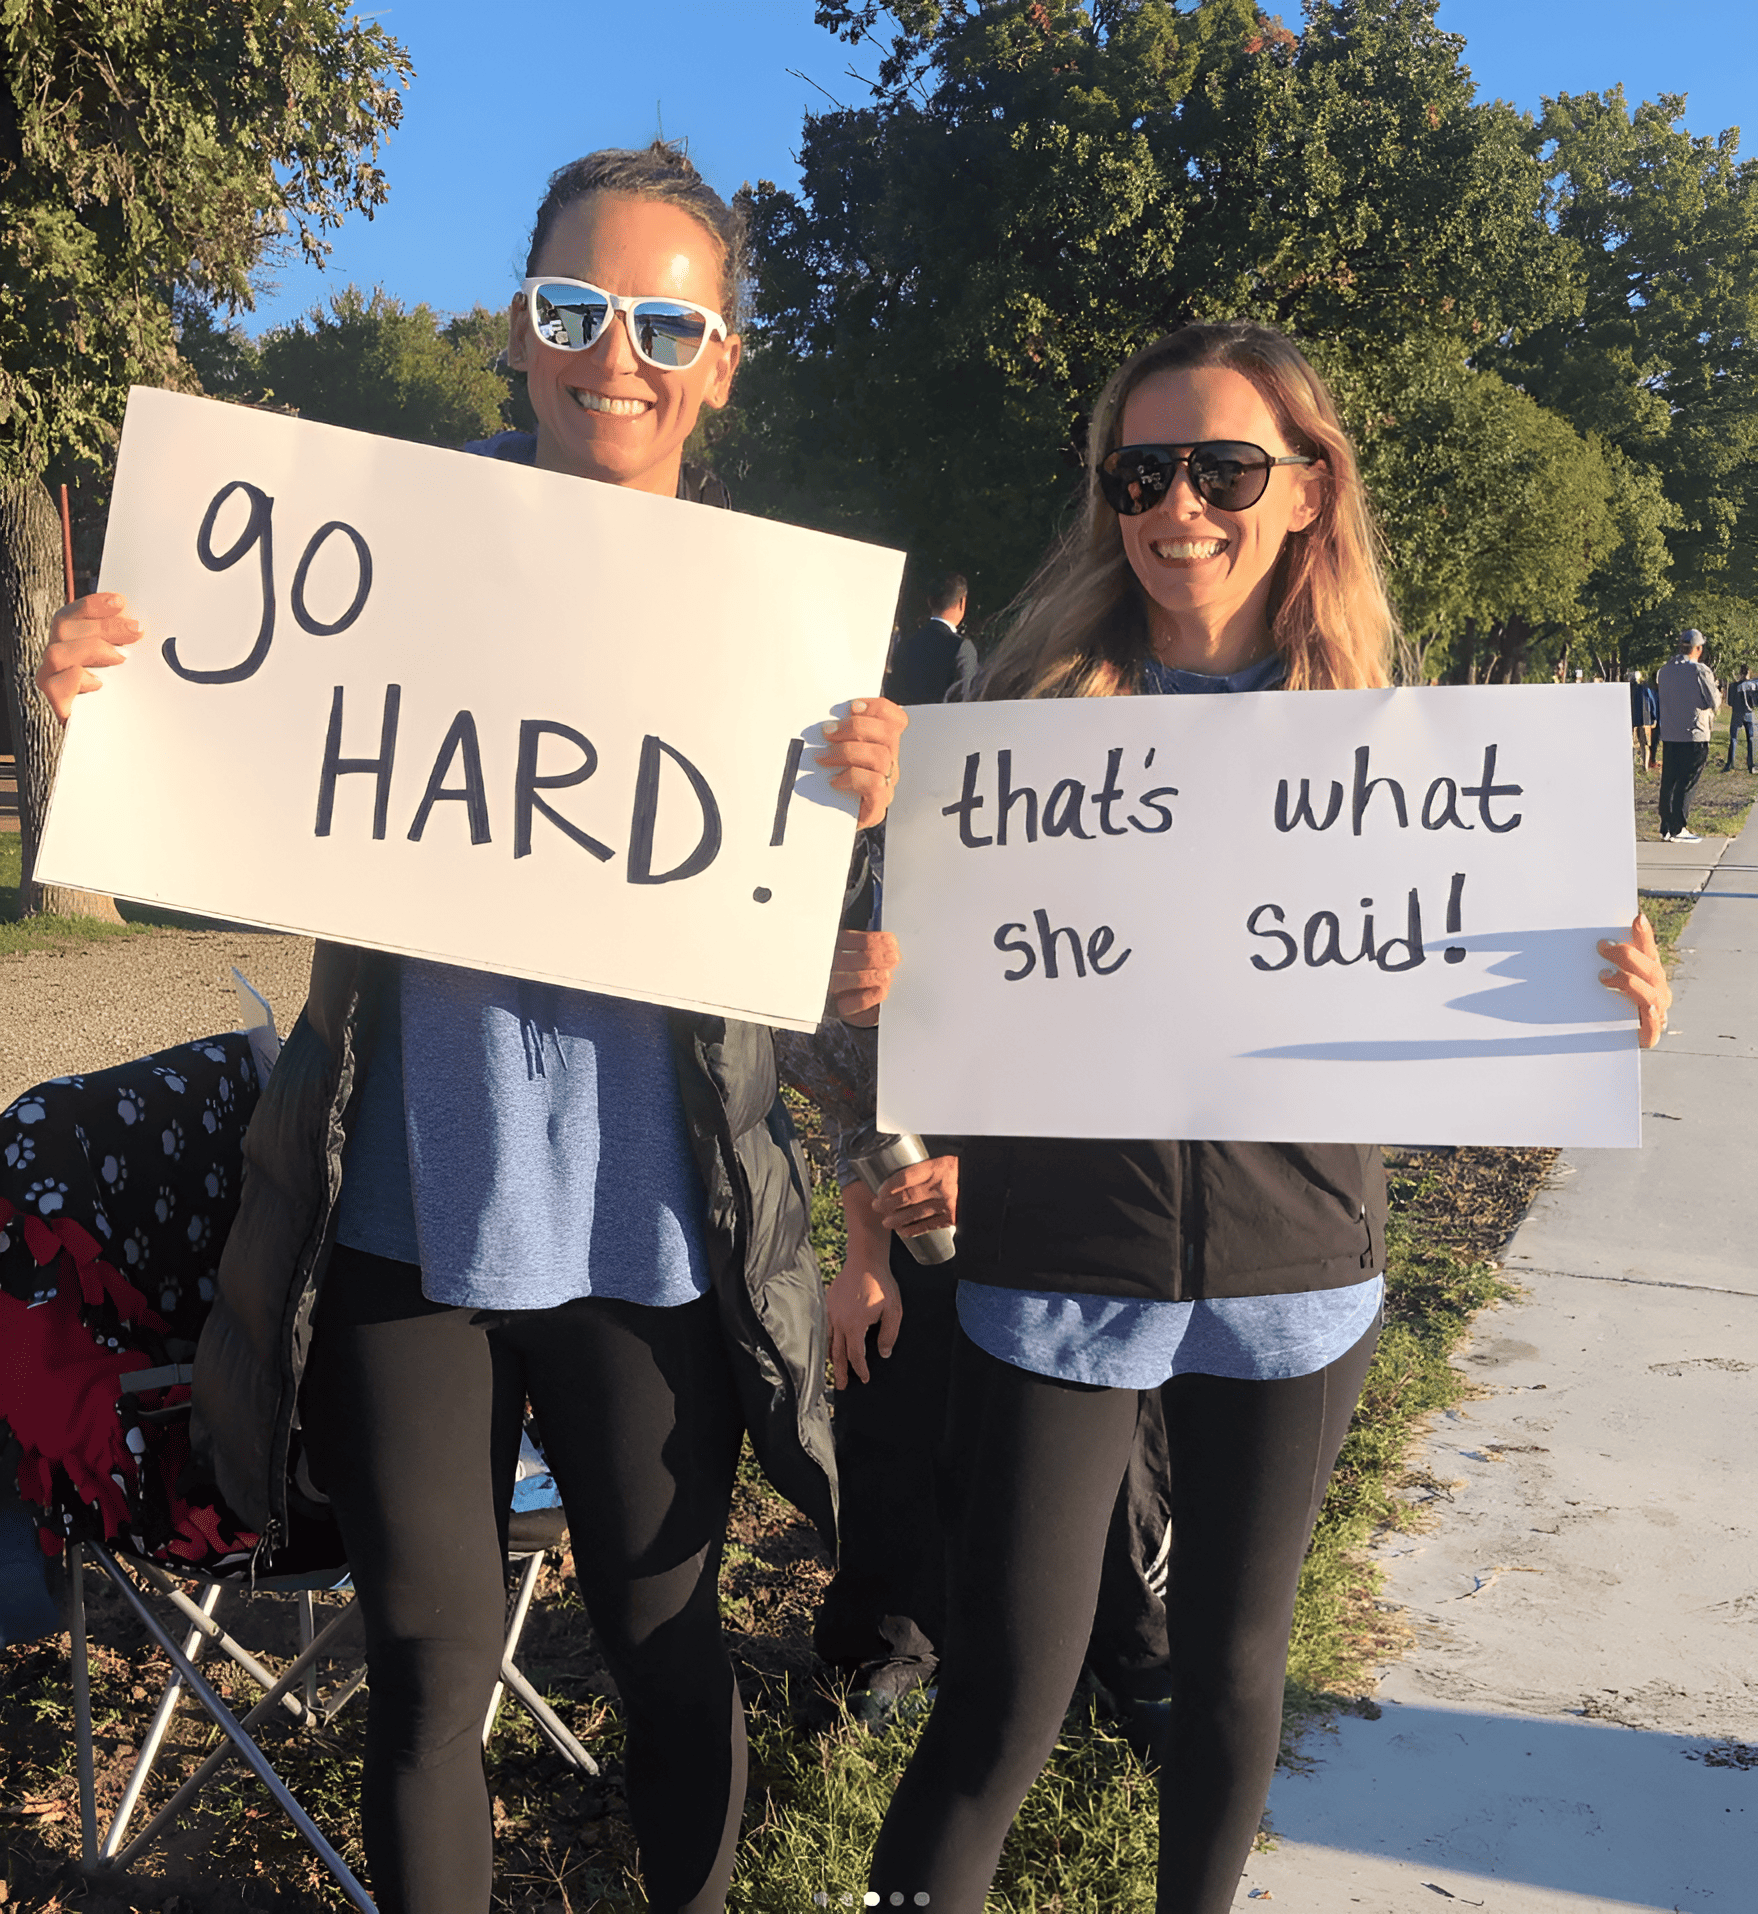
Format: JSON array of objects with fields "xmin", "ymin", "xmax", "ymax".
[
  {"xmin": 1320, "ymin": 337, "xmax": 1676, "ymax": 682},
  {"xmin": 0, "ymin": 0, "xmax": 410, "ymax": 914},
  {"xmin": 255, "ymin": 289, "xmax": 517, "ymax": 445},
  {"xmin": 735, "ymin": 0, "xmax": 1569, "ymax": 632},
  {"xmin": 1493, "ymin": 88, "xmax": 1758, "ymax": 664}
]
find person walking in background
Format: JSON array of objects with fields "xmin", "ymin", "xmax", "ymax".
[
  {"xmin": 882, "ymin": 572, "xmax": 976, "ymax": 705},
  {"xmin": 1628, "ymin": 668, "xmax": 1659, "ymax": 772},
  {"xmin": 1656, "ymin": 628, "xmax": 1721, "ymax": 842},
  {"xmin": 1723, "ymin": 660, "xmax": 1757, "ymax": 772}
]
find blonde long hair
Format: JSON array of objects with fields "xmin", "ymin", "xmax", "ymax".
[{"xmin": 981, "ymin": 323, "xmax": 1396, "ymax": 699}]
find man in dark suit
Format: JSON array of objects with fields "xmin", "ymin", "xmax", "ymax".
[{"xmin": 883, "ymin": 573, "xmax": 975, "ymax": 706}]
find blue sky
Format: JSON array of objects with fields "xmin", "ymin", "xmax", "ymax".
[{"xmin": 248, "ymin": 0, "xmax": 1755, "ymax": 333}]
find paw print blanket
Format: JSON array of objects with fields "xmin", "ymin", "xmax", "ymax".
[{"xmin": 0, "ymin": 1034, "xmax": 263, "ymax": 1567}]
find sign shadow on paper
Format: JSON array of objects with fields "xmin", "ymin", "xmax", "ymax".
[{"xmin": 1243, "ymin": 927, "xmax": 1631, "ymax": 1061}]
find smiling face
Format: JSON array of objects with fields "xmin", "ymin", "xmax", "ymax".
[
  {"xmin": 1116, "ymin": 363, "xmax": 1324, "ymax": 674},
  {"xmin": 508, "ymin": 192, "xmax": 741, "ymax": 495}
]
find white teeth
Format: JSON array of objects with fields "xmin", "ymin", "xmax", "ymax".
[
  {"xmin": 570, "ymin": 388, "xmax": 651, "ymax": 416},
  {"xmin": 1150, "ymin": 539, "xmax": 1227, "ymax": 559}
]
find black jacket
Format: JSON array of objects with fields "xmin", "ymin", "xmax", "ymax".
[
  {"xmin": 190, "ymin": 944, "xmax": 837, "ymax": 1552},
  {"xmin": 954, "ymin": 1137, "xmax": 1386, "ymax": 1303}
]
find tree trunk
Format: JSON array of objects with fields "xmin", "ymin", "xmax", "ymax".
[{"xmin": 0, "ymin": 477, "xmax": 122, "ymax": 919}]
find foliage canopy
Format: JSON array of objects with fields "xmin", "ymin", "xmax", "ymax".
[
  {"xmin": 176, "ymin": 289, "xmax": 526, "ymax": 451},
  {"xmin": 721, "ymin": 0, "xmax": 1754, "ymax": 680},
  {"xmin": 0, "ymin": 0, "xmax": 413, "ymax": 480}
]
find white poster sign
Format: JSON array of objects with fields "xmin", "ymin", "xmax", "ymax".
[
  {"xmin": 877, "ymin": 686, "xmax": 1641, "ymax": 1146},
  {"xmin": 36, "ymin": 389, "xmax": 905, "ymax": 1030}
]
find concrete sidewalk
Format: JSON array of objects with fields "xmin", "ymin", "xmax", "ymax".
[
  {"xmin": 1634, "ymin": 832, "xmax": 1736, "ymax": 898},
  {"xmin": 1232, "ymin": 808, "xmax": 1758, "ymax": 1912}
]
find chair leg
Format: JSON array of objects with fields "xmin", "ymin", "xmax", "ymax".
[
  {"xmin": 498, "ymin": 1662, "xmax": 599, "ymax": 1776},
  {"xmin": 298, "ymin": 1588, "xmax": 318, "ymax": 1717},
  {"xmin": 482, "ymin": 1550, "xmax": 545, "ymax": 1749},
  {"xmin": 320, "ymin": 1663, "xmax": 370, "ymax": 1724},
  {"xmin": 127, "ymin": 1556, "xmax": 310, "ymax": 1723},
  {"xmin": 109, "ymin": 1590, "xmax": 360, "ymax": 1870},
  {"xmin": 483, "ymin": 1551, "xmax": 599, "ymax": 1776},
  {"xmin": 99, "ymin": 1581, "xmax": 222, "ymax": 1862},
  {"xmin": 87, "ymin": 1549, "xmax": 373, "ymax": 1911},
  {"xmin": 68, "ymin": 1543, "xmax": 98, "ymax": 1866}
]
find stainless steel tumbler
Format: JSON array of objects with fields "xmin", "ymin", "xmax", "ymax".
[{"xmin": 847, "ymin": 1127, "xmax": 957, "ymax": 1265}]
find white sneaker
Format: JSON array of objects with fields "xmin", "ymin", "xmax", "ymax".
[
  {"xmin": 1659, "ymin": 833, "xmax": 1675, "ymax": 842},
  {"xmin": 1674, "ymin": 829, "xmax": 1702, "ymax": 843}
]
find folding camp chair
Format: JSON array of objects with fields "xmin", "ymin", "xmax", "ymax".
[
  {"xmin": 2, "ymin": 1032, "xmax": 596, "ymax": 1910},
  {"xmin": 63, "ymin": 1495, "xmax": 594, "ymax": 1910}
]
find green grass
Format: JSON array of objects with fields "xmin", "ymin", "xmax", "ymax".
[
  {"xmin": 735, "ymin": 1695, "xmax": 1162, "ymax": 1914},
  {"xmin": 0, "ymin": 832, "xmax": 262, "ymax": 956},
  {"xmin": 1637, "ymin": 893, "xmax": 1693, "ymax": 967},
  {"xmin": 0, "ymin": 832, "xmax": 152, "ymax": 955}
]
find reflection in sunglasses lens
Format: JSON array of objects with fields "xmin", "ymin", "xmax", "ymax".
[
  {"xmin": 635, "ymin": 306, "xmax": 707, "ymax": 368},
  {"xmin": 535, "ymin": 288, "xmax": 609, "ymax": 350},
  {"xmin": 531, "ymin": 283, "xmax": 708, "ymax": 369},
  {"xmin": 1105, "ymin": 443, "xmax": 1269, "ymax": 513}
]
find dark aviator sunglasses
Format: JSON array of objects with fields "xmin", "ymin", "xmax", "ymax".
[{"xmin": 1098, "ymin": 440, "xmax": 1315, "ymax": 516}]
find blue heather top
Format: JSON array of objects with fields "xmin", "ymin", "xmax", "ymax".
[
  {"xmin": 332, "ymin": 424, "xmax": 710, "ymax": 1313},
  {"xmin": 957, "ymin": 647, "xmax": 1382, "ymax": 1386},
  {"xmin": 335, "ymin": 962, "xmax": 710, "ymax": 1310}
]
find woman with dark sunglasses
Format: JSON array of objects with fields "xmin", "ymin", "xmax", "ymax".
[
  {"xmin": 859, "ymin": 322, "xmax": 1670, "ymax": 1913},
  {"xmin": 39, "ymin": 144, "xmax": 904, "ymax": 1914}
]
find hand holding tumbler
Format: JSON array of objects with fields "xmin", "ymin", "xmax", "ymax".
[{"xmin": 847, "ymin": 1128, "xmax": 957, "ymax": 1266}]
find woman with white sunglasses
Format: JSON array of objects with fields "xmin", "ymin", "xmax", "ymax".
[
  {"xmin": 856, "ymin": 321, "xmax": 1670, "ymax": 1913},
  {"xmin": 39, "ymin": 143, "xmax": 905, "ymax": 1914}
]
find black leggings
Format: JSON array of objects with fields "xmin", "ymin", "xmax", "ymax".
[
  {"xmin": 302, "ymin": 1248, "xmax": 746, "ymax": 1914},
  {"xmin": 869, "ymin": 1314, "xmax": 1380, "ymax": 1914}
]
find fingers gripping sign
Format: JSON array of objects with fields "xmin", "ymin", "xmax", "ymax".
[
  {"xmin": 1598, "ymin": 912, "xmax": 1671, "ymax": 1049},
  {"xmin": 817, "ymin": 697, "xmax": 907, "ymax": 830},
  {"xmin": 37, "ymin": 594, "xmax": 143, "ymax": 723}
]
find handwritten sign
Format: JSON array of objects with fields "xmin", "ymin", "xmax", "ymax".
[
  {"xmin": 36, "ymin": 388, "xmax": 904, "ymax": 1030},
  {"xmin": 876, "ymin": 686, "xmax": 1640, "ymax": 1146}
]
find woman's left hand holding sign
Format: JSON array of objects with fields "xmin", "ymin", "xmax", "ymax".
[
  {"xmin": 818, "ymin": 697, "xmax": 907, "ymax": 828},
  {"xmin": 1599, "ymin": 913, "xmax": 1671, "ymax": 1049},
  {"xmin": 36, "ymin": 594, "xmax": 143, "ymax": 724}
]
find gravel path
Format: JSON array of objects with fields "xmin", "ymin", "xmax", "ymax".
[{"xmin": 0, "ymin": 928, "xmax": 315, "ymax": 1107}]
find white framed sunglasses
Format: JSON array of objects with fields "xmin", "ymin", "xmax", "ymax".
[{"xmin": 518, "ymin": 276, "xmax": 728, "ymax": 372}]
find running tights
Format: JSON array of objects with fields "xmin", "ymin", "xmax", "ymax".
[
  {"xmin": 869, "ymin": 1315, "xmax": 1380, "ymax": 1914},
  {"xmin": 302, "ymin": 1248, "xmax": 746, "ymax": 1914}
]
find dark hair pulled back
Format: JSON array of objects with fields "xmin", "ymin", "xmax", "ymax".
[{"xmin": 525, "ymin": 141, "xmax": 746, "ymax": 328}]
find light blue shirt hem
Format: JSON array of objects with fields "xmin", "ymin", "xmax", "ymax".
[{"xmin": 956, "ymin": 1275, "xmax": 1385, "ymax": 1387}]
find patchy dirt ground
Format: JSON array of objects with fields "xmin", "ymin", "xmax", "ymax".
[{"xmin": 1382, "ymin": 1146, "xmax": 1556, "ymax": 1269}]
